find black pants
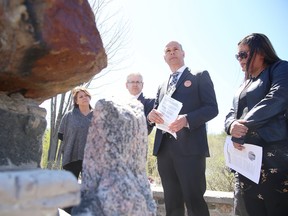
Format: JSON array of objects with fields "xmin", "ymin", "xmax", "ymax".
[
  {"xmin": 157, "ymin": 136, "xmax": 209, "ymax": 216},
  {"xmin": 63, "ymin": 160, "xmax": 83, "ymax": 179},
  {"xmin": 234, "ymin": 172, "xmax": 249, "ymax": 216},
  {"xmin": 244, "ymin": 193, "xmax": 288, "ymax": 216},
  {"xmin": 239, "ymin": 140, "xmax": 288, "ymax": 216},
  {"xmin": 62, "ymin": 160, "xmax": 82, "ymax": 214}
]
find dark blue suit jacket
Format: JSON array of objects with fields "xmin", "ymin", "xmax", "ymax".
[
  {"xmin": 153, "ymin": 68, "xmax": 218, "ymax": 156},
  {"xmin": 138, "ymin": 92, "xmax": 155, "ymax": 134}
]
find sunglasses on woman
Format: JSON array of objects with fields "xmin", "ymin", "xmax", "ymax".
[{"xmin": 235, "ymin": 51, "xmax": 249, "ymax": 60}]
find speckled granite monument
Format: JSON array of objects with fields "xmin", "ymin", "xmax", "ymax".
[{"xmin": 72, "ymin": 98, "xmax": 156, "ymax": 216}]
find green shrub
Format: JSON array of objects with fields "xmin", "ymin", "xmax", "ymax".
[
  {"xmin": 41, "ymin": 129, "xmax": 62, "ymax": 170},
  {"xmin": 41, "ymin": 129, "xmax": 50, "ymax": 169},
  {"xmin": 146, "ymin": 129, "xmax": 162, "ymax": 184},
  {"xmin": 207, "ymin": 132, "xmax": 234, "ymax": 191}
]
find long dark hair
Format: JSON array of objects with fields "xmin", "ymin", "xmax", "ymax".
[{"xmin": 238, "ymin": 33, "xmax": 281, "ymax": 79}]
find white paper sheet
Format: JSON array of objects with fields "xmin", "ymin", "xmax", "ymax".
[
  {"xmin": 156, "ymin": 95, "xmax": 183, "ymax": 138},
  {"xmin": 224, "ymin": 136, "xmax": 263, "ymax": 184}
]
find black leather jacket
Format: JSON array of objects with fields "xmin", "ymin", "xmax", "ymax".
[{"xmin": 225, "ymin": 60, "xmax": 288, "ymax": 144}]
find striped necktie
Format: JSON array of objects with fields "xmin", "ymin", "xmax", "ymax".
[{"xmin": 167, "ymin": 72, "xmax": 179, "ymax": 93}]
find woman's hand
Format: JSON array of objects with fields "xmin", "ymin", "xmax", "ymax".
[
  {"xmin": 230, "ymin": 120, "xmax": 248, "ymax": 138},
  {"xmin": 233, "ymin": 142, "xmax": 245, "ymax": 151}
]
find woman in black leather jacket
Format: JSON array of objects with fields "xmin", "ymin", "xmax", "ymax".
[{"xmin": 225, "ymin": 33, "xmax": 288, "ymax": 216}]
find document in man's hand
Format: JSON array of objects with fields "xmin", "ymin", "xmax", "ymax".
[
  {"xmin": 156, "ymin": 95, "xmax": 182, "ymax": 139},
  {"xmin": 224, "ymin": 136, "xmax": 263, "ymax": 184}
]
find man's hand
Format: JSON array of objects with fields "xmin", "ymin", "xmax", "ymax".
[
  {"xmin": 148, "ymin": 109, "xmax": 164, "ymax": 124},
  {"xmin": 169, "ymin": 114, "xmax": 187, "ymax": 133}
]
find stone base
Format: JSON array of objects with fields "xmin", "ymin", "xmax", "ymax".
[
  {"xmin": 152, "ymin": 186, "xmax": 234, "ymax": 216},
  {"xmin": 0, "ymin": 169, "xmax": 80, "ymax": 216}
]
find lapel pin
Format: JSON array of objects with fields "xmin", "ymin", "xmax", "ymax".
[{"xmin": 184, "ymin": 80, "xmax": 192, "ymax": 87}]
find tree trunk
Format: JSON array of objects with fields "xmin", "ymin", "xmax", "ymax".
[{"xmin": 47, "ymin": 93, "xmax": 71, "ymax": 169}]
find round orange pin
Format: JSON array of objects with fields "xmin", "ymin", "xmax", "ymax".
[{"xmin": 184, "ymin": 80, "xmax": 192, "ymax": 87}]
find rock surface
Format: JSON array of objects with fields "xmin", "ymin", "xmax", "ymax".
[
  {"xmin": 72, "ymin": 98, "xmax": 156, "ymax": 216},
  {"xmin": 0, "ymin": 169, "xmax": 80, "ymax": 216},
  {"xmin": 0, "ymin": 0, "xmax": 107, "ymax": 102},
  {"xmin": 0, "ymin": 1, "xmax": 107, "ymax": 215},
  {"xmin": 0, "ymin": 92, "xmax": 47, "ymax": 169}
]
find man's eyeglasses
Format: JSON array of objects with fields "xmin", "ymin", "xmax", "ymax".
[
  {"xmin": 235, "ymin": 51, "xmax": 249, "ymax": 60},
  {"xmin": 127, "ymin": 81, "xmax": 143, "ymax": 85}
]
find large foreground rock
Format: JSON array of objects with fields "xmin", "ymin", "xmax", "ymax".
[
  {"xmin": 0, "ymin": 1, "xmax": 107, "ymax": 215},
  {"xmin": 0, "ymin": 0, "xmax": 107, "ymax": 102},
  {"xmin": 72, "ymin": 98, "xmax": 156, "ymax": 216}
]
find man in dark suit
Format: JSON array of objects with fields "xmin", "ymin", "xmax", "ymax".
[
  {"xmin": 147, "ymin": 41, "xmax": 218, "ymax": 216},
  {"xmin": 126, "ymin": 72, "xmax": 155, "ymax": 134}
]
